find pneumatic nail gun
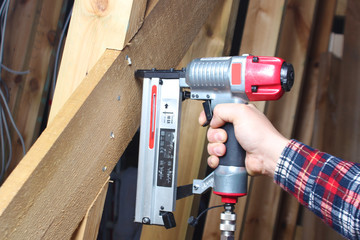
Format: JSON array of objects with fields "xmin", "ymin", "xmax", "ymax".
[{"xmin": 134, "ymin": 55, "xmax": 294, "ymax": 238}]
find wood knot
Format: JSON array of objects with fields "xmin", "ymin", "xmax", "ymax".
[
  {"xmin": 86, "ymin": 0, "xmax": 111, "ymax": 17},
  {"xmin": 47, "ymin": 30, "xmax": 56, "ymax": 46},
  {"xmin": 95, "ymin": 0, "xmax": 108, "ymax": 11},
  {"xmin": 15, "ymin": 75, "xmax": 23, "ymax": 84},
  {"xmin": 205, "ymin": 24, "xmax": 213, "ymax": 37},
  {"xmin": 29, "ymin": 78, "xmax": 39, "ymax": 92}
]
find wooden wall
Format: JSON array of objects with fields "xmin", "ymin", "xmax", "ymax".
[{"xmin": 0, "ymin": 0, "xmax": 358, "ymax": 239}]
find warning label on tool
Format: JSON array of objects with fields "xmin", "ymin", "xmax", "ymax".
[{"xmin": 157, "ymin": 128, "xmax": 175, "ymax": 187}]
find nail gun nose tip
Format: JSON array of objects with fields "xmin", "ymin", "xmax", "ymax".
[{"xmin": 280, "ymin": 62, "xmax": 295, "ymax": 92}]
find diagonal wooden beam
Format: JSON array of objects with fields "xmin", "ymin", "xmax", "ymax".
[{"xmin": 0, "ymin": 0, "xmax": 219, "ymax": 238}]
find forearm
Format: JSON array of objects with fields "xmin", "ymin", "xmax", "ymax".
[{"xmin": 274, "ymin": 140, "xmax": 360, "ymax": 240}]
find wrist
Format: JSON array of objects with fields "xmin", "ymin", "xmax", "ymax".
[{"xmin": 264, "ymin": 135, "xmax": 289, "ymax": 178}]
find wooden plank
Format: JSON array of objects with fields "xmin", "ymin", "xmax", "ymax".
[
  {"xmin": 222, "ymin": 0, "xmax": 242, "ymax": 56},
  {"xmin": 3, "ymin": 0, "xmax": 66, "ymax": 177},
  {"xmin": 48, "ymin": 0, "xmax": 147, "ymax": 123},
  {"xmin": 294, "ymin": 0, "xmax": 337, "ymax": 146},
  {"xmin": 332, "ymin": 0, "xmax": 360, "ymax": 162},
  {"xmin": 301, "ymin": 53, "xmax": 343, "ymax": 240},
  {"xmin": 312, "ymin": 53, "xmax": 342, "ymax": 154},
  {"xmin": 3, "ymin": 0, "xmax": 40, "ymax": 113},
  {"xmin": 0, "ymin": 0, "xmax": 219, "ymax": 238},
  {"xmin": 336, "ymin": 0, "xmax": 347, "ymax": 16},
  {"xmin": 140, "ymin": 1, "xmax": 236, "ymax": 239},
  {"xmin": 203, "ymin": 1, "xmax": 287, "ymax": 239}
]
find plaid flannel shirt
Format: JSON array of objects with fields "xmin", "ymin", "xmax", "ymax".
[{"xmin": 274, "ymin": 139, "xmax": 360, "ymax": 240}]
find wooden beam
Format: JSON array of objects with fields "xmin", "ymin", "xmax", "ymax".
[
  {"xmin": 336, "ymin": 0, "xmax": 347, "ymax": 16},
  {"xmin": 301, "ymin": 53, "xmax": 343, "ymax": 240},
  {"xmin": 0, "ymin": 0, "xmax": 219, "ymax": 238},
  {"xmin": 332, "ymin": 0, "xmax": 360, "ymax": 161},
  {"xmin": 48, "ymin": 0, "xmax": 147, "ymax": 123},
  {"xmin": 294, "ymin": 0, "xmax": 337, "ymax": 146}
]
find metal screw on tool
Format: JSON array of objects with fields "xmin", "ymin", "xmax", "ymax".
[
  {"xmin": 142, "ymin": 217, "xmax": 150, "ymax": 224},
  {"xmin": 193, "ymin": 185, "xmax": 199, "ymax": 190}
]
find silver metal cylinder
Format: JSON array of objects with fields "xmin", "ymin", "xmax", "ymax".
[
  {"xmin": 214, "ymin": 165, "xmax": 247, "ymax": 194},
  {"xmin": 186, "ymin": 57, "xmax": 232, "ymax": 89}
]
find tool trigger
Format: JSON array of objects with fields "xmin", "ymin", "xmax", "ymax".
[{"xmin": 202, "ymin": 100, "xmax": 213, "ymax": 127}]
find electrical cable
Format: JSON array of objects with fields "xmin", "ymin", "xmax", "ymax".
[
  {"xmin": 0, "ymin": 89, "xmax": 25, "ymax": 156},
  {"xmin": 1, "ymin": 64, "xmax": 30, "ymax": 75}
]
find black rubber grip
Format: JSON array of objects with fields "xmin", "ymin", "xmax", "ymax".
[{"xmin": 219, "ymin": 123, "xmax": 246, "ymax": 167}]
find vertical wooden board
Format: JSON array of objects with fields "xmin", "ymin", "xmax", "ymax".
[
  {"xmin": 203, "ymin": 1, "xmax": 286, "ymax": 239},
  {"xmin": 3, "ymin": 0, "xmax": 39, "ymax": 113},
  {"xmin": 3, "ymin": 0, "xmax": 66, "ymax": 177},
  {"xmin": 312, "ymin": 54, "xmax": 342, "ymax": 154},
  {"xmin": 49, "ymin": 0, "xmax": 147, "ymax": 123},
  {"xmin": 294, "ymin": 0, "xmax": 337, "ymax": 146},
  {"xmin": 332, "ymin": 0, "xmax": 360, "ymax": 162},
  {"xmin": 336, "ymin": 0, "xmax": 347, "ymax": 16},
  {"xmin": 222, "ymin": 0, "xmax": 241, "ymax": 56},
  {"xmin": 239, "ymin": 0, "xmax": 285, "ymax": 56},
  {"xmin": 300, "ymin": 53, "xmax": 343, "ymax": 240},
  {"xmin": 140, "ymin": 0, "xmax": 235, "ymax": 239}
]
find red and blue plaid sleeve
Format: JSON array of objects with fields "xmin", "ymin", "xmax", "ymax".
[{"xmin": 274, "ymin": 139, "xmax": 360, "ymax": 240}]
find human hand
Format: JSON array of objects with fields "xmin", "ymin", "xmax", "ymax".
[{"xmin": 199, "ymin": 103, "xmax": 289, "ymax": 178}]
